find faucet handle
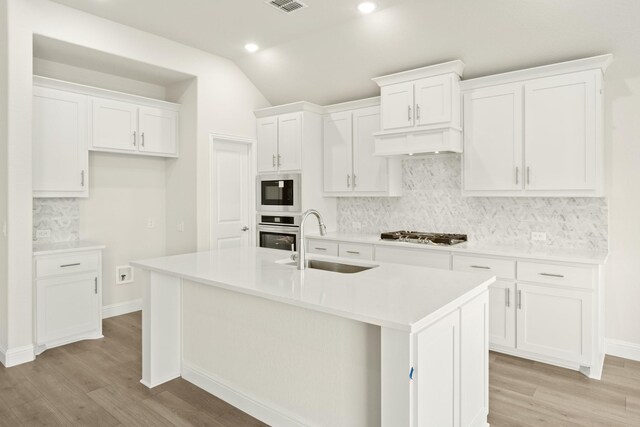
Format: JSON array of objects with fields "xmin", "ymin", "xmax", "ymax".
[
  {"xmin": 290, "ymin": 243, "xmax": 298, "ymax": 262},
  {"xmin": 320, "ymin": 223, "xmax": 327, "ymax": 236}
]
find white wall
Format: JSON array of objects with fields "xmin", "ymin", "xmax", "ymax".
[
  {"xmin": 79, "ymin": 153, "xmax": 167, "ymax": 307},
  {"xmin": 1, "ymin": 0, "xmax": 269, "ymax": 359},
  {"xmin": 33, "ymin": 58, "xmax": 167, "ymax": 99},
  {"xmin": 182, "ymin": 280, "xmax": 381, "ymax": 427},
  {"xmin": 0, "ymin": 0, "xmax": 9, "ymax": 354}
]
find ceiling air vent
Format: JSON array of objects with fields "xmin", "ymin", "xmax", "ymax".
[{"xmin": 266, "ymin": 0, "xmax": 308, "ymax": 14}]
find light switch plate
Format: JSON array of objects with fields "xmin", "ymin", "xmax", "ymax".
[
  {"xmin": 531, "ymin": 232, "xmax": 547, "ymax": 241},
  {"xmin": 36, "ymin": 229, "xmax": 51, "ymax": 239}
]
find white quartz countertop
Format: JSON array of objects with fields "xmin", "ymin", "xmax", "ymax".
[
  {"xmin": 131, "ymin": 247, "xmax": 494, "ymax": 332},
  {"xmin": 307, "ymin": 232, "xmax": 608, "ymax": 265},
  {"xmin": 33, "ymin": 240, "xmax": 106, "ymax": 256}
]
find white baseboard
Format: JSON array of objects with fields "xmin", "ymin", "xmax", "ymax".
[
  {"xmin": 0, "ymin": 344, "xmax": 35, "ymax": 367},
  {"xmin": 181, "ymin": 363, "xmax": 307, "ymax": 427},
  {"xmin": 605, "ymin": 338, "xmax": 640, "ymax": 362},
  {"xmin": 102, "ymin": 299, "xmax": 142, "ymax": 319}
]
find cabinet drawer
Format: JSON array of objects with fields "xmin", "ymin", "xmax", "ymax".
[
  {"xmin": 453, "ymin": 255, "xmax": 515, "ymax": 279},
  {"xmin": 339, "ymin": 243, "xmax": 374, "ymax": 260},
  {"xmin": 375, "ymin": 246, "xmax": 450, "ymax": 270},
  {"xmin": 36, "ymin": 252, "xmax": 100, "ymax": 278},
  {"xmin": 517, "ymin": 261, "xmax": 594, "ymax": 289},
  {"xmin": 307, "ymin": 239, "xmax": 338, "ymax": 257}
]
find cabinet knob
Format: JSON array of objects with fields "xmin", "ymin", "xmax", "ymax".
[{"xmin": 241, "ymin": 226, "xmax": 249, "ymax": 232}]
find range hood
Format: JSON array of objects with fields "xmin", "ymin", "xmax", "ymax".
[{"xmin": 371, "ymin": 60, "xmax": 465, "ymax": 157}]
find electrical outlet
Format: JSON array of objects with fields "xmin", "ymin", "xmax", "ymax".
[
  {"xmin": 115, "ymin": 265, "xmax": 134, "ymax": 285},
  {"xmin": 352, "ymin": 221, "xmax": 362, "ymax": 231},
  {"xmin": 146, "ymin": 218, "xmax": 155, "ymax": 229},
  {"xmin": 531, "ymin": 232, "xmax": 547, "ymax": 242},
  {"xmin": 36, "ymin": 229, "xmax": 51, "ymax": 239},
  {"xmin": 176, "ymin": 221, "xmax": 185, "ymax": 232}
]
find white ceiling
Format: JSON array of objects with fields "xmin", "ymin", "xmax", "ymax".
[{"xmin": 47, "ymin": 0, "xmax": 640, "ymax": 106}]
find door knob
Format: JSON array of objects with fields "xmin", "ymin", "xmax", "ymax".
[{"xmin": 241, "ymin": 226, "xmax": 250, "ymax": 232}]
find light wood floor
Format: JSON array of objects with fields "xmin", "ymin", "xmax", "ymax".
[{"xmin": 0, "ymin": 313, "xmax": 639, "ymax": 426}]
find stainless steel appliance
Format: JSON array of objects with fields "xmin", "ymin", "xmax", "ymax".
[
  {"xmin": 380, "ymin": 231, "xmax": 468, "ymax": 246},
  {"xmin": 257, "ymin": 173, "xmax": 301, "ymax": 213},
  {"xmin": 257, "ymin": 214, "xmax": 301, "ymax": 251}
]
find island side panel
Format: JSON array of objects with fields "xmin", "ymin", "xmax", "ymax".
[
  {"xmin": 380, "ymin": 328, "xmax": 414, "ymax": 426},
  {"xmin": 180, "ymin": 279, "xmax": 381, "ymax": 427},
  {"xmin": 141, "ymin": 272, "xmax": 182, "ymax": 388}
]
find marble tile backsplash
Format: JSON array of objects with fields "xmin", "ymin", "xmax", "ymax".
[
  {"xmin": 33, "ymin": 198, "xmax": 80, "ymax": 243},
  {"xmin": 337, "ymin": 155, "xmax": 608, "ymax": 251}
]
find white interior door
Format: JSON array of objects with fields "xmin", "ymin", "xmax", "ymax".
[{"xmin": 210, "ymin": 140, "xmax": 252, "ymax": 250}]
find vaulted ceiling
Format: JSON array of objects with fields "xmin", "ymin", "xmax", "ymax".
[{"xmin": 47, "ymin": 0, "xmax": 640, "ymax": 106}]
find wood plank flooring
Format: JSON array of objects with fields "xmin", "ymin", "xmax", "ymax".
[{"xmin": 1, "ymin": 312, "xmax": 639, "ymax": 426}]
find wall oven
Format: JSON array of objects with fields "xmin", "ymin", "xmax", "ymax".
[
  {"xmin": 257, "ymin": 215, "xmax": 300, "ymax": 251},
  {"xmin": 257, "ymin": 173, "xmax": 301, "ymax": 213}
]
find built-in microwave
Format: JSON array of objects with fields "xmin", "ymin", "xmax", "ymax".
[
  {"xmin": 257, "ymin": 173, "xmax": 301, "ymax": 213},
  {"xmin": 257, "ymin": 215, "xmax": 300, "ymax": 251}
]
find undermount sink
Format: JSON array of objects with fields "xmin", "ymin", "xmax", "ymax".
[{"xmin": 283, "ymin": 259, "xmax": 377, "ymax": 274}]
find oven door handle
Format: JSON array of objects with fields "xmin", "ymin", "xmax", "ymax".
[{"xmin": 257, "ymin": 225, "xmax": 300, "ymax": 234}]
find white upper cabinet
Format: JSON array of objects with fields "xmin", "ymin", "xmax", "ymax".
[
  {"xmin": 256, "ymin": 112, "xmax": 302, "ymax": 173},
  {"xmin": 380, "ymin": 82, "xmax": 414, "ymax": 130},
  {"xmin": 372, "ymin": 60, "xmax": 464, "ymax": 156},
  {"xmin": 138, "ymin": 106, "xmax": 178, "ymax": 156},
  {"xmin": 322, "ymin": 101, "xmax": 401, "ymax": 197},
  {"xmin": 463, "ymin": 83, "xmax": 523, "ymax": 191},
  {"xmin": 256, "ymin": 116, "xmax": 279, "ymax": 173},
  {"xmin": 90, "ymin": 96, "xmax": 179, "ymax": 158},
  {"xmin": 461, "ymin": 54, "xmax": 612, "ymax": 197},
  {"xmin": 414, "ymin": 74, "xmax": 453, "ymax": 127},
  {"xmin": 277, "ymin": 112, "xmax": 303, "ymax": 172},
  {"xmin": 323, "ymin": 111, "xmax": 352, "ymax": 192},
  {"xmin": 524, "ymin": 72, "xmax": 596, "ymax": 191},
  {"xmin": 33, "ymin": 85, "xmax": 89, "ymax": 198},
  {"xmin": 90, "ymin": 98, "xmax": 138, "ymax": 153}
]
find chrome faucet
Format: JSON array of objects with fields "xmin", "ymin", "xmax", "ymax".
[{"xmin": 292, "ymin": 209, "xmax": 327, "ymax": 270}]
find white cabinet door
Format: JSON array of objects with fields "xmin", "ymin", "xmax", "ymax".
[
  {"xmin": 524, "ymin": 71, "xmax": 597, "ymax": 191},
  {"xmin": 138, "ymin": 106, "xmax": 178, "ymax": 156},
  {"xmin": 90, "ymin": 97, "xmax": 138, "ymax": 152},
  {"xmin": 352, "ymin": 106, "xmax": 388, "ymax": 193},
  {"xmin": 488, "ymin": 281, "xmax": 516, "ymax": 349},
  {"xmin": 417, "ymin": 309, "xmax": 460, "ymax": 427},
  {"xmin": 257, "ymin": 117, "xmax": 278, "ymax": 173},
  {"xmin": 381, "ymin": 81, "xmax": 414, "ymax": 131},
  {"xmin": 415, "ymin": 75, "xmax": 452, "ymax": 127},
  {"xmin": 277, "ymin": 112, "xmax": 302, "ymax": 172},
  {"xmin": 36, "ymin": 273, "xmax": 100, "ymax": 345},
  {"xmin": 516, "ymin": 283, "xmax": 592, "ymax": 364},
  {"xmin": 323, "ymin": 112, "xmax": 352, "ymax": 193},
  {"xmin": 32, "ymin": 86, "xmax": 88, "ymax": 198},
  {"xmin": 463, "ymin": 84, "xmax": 523, "ymax": 192}
]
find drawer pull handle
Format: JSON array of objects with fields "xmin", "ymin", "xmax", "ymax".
[
  {"xmin": 346, "ymin": 251, "xmax": 360, "ymax": 255},
  {"xmin": 60, "ymin": 263, "xmax": 81, "ymax": 268},
  {"xmin": 471, "ymin": 265, "xmax": 491, "ymax": 270},
  {"xmin": 539, "ymin": 273, "xmax": 565, "ymax": 278},
  {"xmin": 314, "ymin": 247, "xmax": 327, "ymax": 251}
]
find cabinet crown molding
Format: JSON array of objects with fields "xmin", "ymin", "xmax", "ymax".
[
  {"xmin": 254, "ymin": 101, "xmax": 324, "ymax": 118},
  {"xmin": 460, "ymin": 54, "xmax": 613, "ymax": 91},
  {"xmin": 372, "ymin": 60, "xmax": 465, "ymax": 87},
  {"xmin": 323, "ymin": 96, "xmax": 380, "ymax": 114}
]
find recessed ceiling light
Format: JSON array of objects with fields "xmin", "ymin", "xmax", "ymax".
[
  {"xmin": 244, "ymin": 43, "xmax": 259, "ymax": 53},
  {"xmin": 358, "ymin": 2, "xmax": 376, "ymax": 14}
]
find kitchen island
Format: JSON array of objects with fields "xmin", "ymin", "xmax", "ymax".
[{"xmin": 131, "ymin": 247, "xmax": 494, "ymax": 427}]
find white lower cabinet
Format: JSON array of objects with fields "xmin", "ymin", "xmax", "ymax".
[
  {"xmin": 487, "ymin": 280, "xmax": 517, "ymax": 349},
  {"xmin": 34, "ymin": 249, "xmax": 103, "ymax": 353},
  {"xmin": 516, "ymin": 283, "xmax": 592, "ymax": 364}
]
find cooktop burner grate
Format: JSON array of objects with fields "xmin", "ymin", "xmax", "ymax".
[{"xmin": 380, "ymin": 231, "xmax": 468, "ymax": 246}]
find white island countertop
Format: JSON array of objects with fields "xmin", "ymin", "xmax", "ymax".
[{"xmin": 131, "ymin": 246, "xmax": 494, "ymax": 332}]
